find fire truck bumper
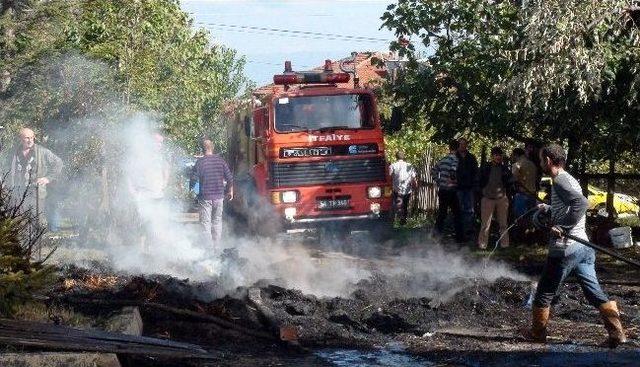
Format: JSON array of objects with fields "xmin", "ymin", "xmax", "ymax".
[
  {"xmin": 290, "ymin": 213, "xmax": 381, "ymax": 224},
  {"xmin": 281, "ymin": 210, "xmax": 390, "ymax": 232}
]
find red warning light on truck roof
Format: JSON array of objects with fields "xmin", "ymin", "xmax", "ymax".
[{"xmin": 273, "ymin": 60, "xmax": 350, "ymax": 86}]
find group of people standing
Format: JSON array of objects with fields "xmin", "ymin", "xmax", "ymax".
[
  {"xmin": 431, "ymin": 138, "xmax": 541, "ymax": 248},
  {"xmin": 429, "ymin": 140, "xmax": 627, "ymax": 348},
  {"xmin": 0, "ymin": 128, "xmax": 233, "ymax": 250}
]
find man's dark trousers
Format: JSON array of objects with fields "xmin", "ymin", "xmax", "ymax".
[
  {"xmin": 392, "ymin": 192, "xmax": 411, "ymax": 225},
  {"xmin": 435, "ymin": 189, "xmax": 463, "ymax": 242}
]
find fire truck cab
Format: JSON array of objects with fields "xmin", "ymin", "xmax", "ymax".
[{"xmin": 230, "ymin": 60, "xmax": 392, "ymax": 234}]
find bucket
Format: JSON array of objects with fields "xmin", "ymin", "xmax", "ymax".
[{"xmin": 609, "ymin": 226, "xmax": 633, "ymax": 249}]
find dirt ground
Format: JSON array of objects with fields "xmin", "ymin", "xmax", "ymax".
[{"xmin": 43, "ymin": 227, "xmax": 640, "ymax": 367}]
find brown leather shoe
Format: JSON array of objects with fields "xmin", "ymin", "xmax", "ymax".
[
  {"xmin": 522, "ymin": 306, "xmax": 549, "ymax": 342},
  {"xmin": 599, "ymin": 301, "xmax": 627, "ymax": 348}
]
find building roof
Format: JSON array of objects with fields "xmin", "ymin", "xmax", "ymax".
[{"xmin": 253, "ymin": 51, "xmax": 392, "ymax": 98}]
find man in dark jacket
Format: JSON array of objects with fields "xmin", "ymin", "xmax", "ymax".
[
  {"xmin": 456, "ymin": 137, "xmax": 479, "ymax": 240},
  {"xmin": 477, "ymin": 147, "xmax": 514, "ymax": 249}
]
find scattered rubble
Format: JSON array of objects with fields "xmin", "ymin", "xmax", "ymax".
[
  {"xmin": 48, "ymin": 263, "xmax": 640, "ymax": 365},
  {"xmin": 2, "ymin": 244, "xmax": 638, "ymax": 366}
]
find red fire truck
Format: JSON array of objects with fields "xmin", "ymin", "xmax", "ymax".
[{"xmin": 228, "ymin": 59, "xmax": 392, "ymax": 235}]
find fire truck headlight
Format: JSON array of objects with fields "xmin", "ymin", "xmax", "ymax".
[
  {"xmin": 367, "ymin": 186, "xmax": 382, "ymax": 199},
  {"xmin": 370, "ymin": 203, "xmax": 381, "ymax": 214},
  {"xmin": 281, "ymin": 191, "xmax": 298, "ymax": 203},
  {"xmin": 284, "ymin": 207, "xmax": 297, "ymax": 219}
]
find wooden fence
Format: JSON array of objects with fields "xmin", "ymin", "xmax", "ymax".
[
  {"xmin": 406, "ymin": 152, "xmax": 640, "ymax": 219},
  {"xmin": 410, "ymin": 147, "xmax": 439, "ymax": 215}
]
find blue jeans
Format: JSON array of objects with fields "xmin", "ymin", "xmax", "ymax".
[
  {"xmin": 513, "ymin": 193, "xmax": 536, "ymax": 218},
  {"xmin": 533, "ymin": 245, "xmax": 609, "ymax": 308},
  {"xmin": 457, "ymin": 190, "xmax": 475, "ymax": 236}
]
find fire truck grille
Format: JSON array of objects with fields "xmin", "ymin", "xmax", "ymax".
[{"xmin": 269, "ymin": 157, "xmax": 387, "ymax": 188}]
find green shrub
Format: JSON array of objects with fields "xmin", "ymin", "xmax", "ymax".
[{"xmin": 0, "ymin": 186, "xmax": 56, "ymax": 317}]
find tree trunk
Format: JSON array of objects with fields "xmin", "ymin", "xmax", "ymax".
[
  {"xmin": 480, "ymin": 144, "xmax": 487, "ymax": 167},
  {"xmin": 1, "ymin": 1, "xmax": 16, "ymax": 93},
  {"xmin": 566, "ymin": 136, "xmax": 579, "ymax": 172},
  {"xmin": 579, "ymin": 151, "xmax": 588, "ymax": 197},
  {"xmin": 606, "ymin": 152, "xmax": 616, "ymax": 219}
]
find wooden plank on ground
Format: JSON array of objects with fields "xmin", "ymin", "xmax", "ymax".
[{"xmin": 0, "ymin": 319, "xmax": 216, "ymax": 360}]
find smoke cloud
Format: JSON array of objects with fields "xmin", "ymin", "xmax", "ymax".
[{"xmin": 25, "ymin": 55, "xmax": 526, "ymax": 301}]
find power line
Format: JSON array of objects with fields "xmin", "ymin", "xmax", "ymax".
[
  {"xmin": 245, "ymin": 60, "xmax": 315, "ymax": 69},
  {"xmin": 195, "ymin": 21, "xmax": 392, "ymax": 43},
  {"xmin": 203, "ymin": 26, "xmax": 387, "ymax": 43},
  {"xmin": 196, "ymin": 22, "xmax": 390, "ymax": 42}
]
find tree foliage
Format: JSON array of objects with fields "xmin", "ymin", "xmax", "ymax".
[
  {"xmin": 0, "ymin": 184, "xmax": 55, "ymax": 317},
  {"xmin": 503, "ymin": 0, "xmax": 640, "ymax": 162},
  {"xmin": 381, "ymin": 0, "xmax": 522, "ymax": 142},
  {"xmin": 381, "ymin": 0, "xmax": 640, "ymax": 165},
  {"xmin": 0, "ymin": 0, "xmax": 247, "ymax": 152}
]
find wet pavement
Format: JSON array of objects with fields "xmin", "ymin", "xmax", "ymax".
[{"xmin": 314, "ymin": 344, "xmax": 640, "ymax": 367}]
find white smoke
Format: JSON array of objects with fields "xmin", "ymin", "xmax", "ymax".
[
  {"xmin": 45, "ymin": 112, "xmax": 218, "ymax": 278},
  {"xmin": 36, "ymin": 55, "xmax": 527, "ymax": 300},
  {"xmin": 107, "ymin": 116, "xmax": 213, "ymax": 277},
  {"xmin": 49, "ymin": 114, "xmax": 526, "ymax": 298}
]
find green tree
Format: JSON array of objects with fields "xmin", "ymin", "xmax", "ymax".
[
  {"xmin": 1, "ymin": 0, "xmax": 247, "ymax": 152},
  {"xmin": 501, "ymin": 0, "xmax": 640, "ymax": 163},
  {"xmin": 381, "ymin": 0, "xmax": 640, "ymax": 166},
  {"xmin": 381, "ymin": 0, "xmax": 524, "ymax": 144}
]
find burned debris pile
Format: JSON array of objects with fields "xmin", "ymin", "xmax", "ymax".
[
  {"xmin": 0, "ymin": 261, "xmax": 637, "ymax": 367},
  {"xmin": 53, "ymin": 265, "xmax": 639, "ymax": 350}
]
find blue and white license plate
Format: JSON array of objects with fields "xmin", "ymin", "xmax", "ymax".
[{"xmin": 317, "ymin": 198, "xmax": 350, "ymax": 210}]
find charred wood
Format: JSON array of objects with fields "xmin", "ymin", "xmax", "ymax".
[
  {"xmin": 0, "ymin": 319, "xmax": 217, "ymax": 359},
  {"xmin": 60, "ymin": 296, "xmax": 275, "ymax": 341}
]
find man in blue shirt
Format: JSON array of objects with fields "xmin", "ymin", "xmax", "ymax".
[{"xmin": 195, "ymin": 139, "xmax": 233, "ymax": 247}]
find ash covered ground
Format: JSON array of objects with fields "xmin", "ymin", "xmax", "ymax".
[{"xmin": 46, "ymin": 230, "xmax": 640, "ymax": 367}]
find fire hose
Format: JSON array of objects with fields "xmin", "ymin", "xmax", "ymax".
[
  {"xmin": 515, "ymin": 184, "xmax": 640, "ymax": 270},
  {"xmin": 561, "ymin": 231, "xmax": 640, "ymax": 269}
]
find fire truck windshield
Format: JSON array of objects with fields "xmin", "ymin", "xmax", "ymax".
[{"xmin": 274, "ymin": 94, "xmax": 373, "ymax": 132}]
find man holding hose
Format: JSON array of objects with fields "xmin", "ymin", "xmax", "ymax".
[{"xmin": 526, "ymin": 143, "xmax": 626, "ymax": 348}]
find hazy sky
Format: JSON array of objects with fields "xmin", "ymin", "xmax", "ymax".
[{"xmin": 181, "ymin": 0, "xmax": 397, "ymax": 85}]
